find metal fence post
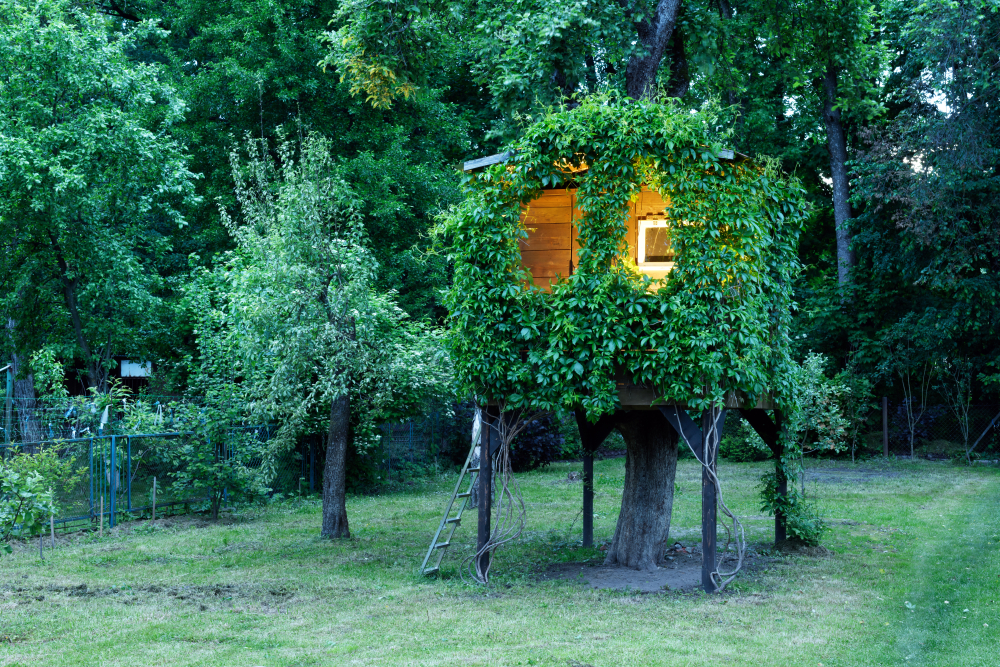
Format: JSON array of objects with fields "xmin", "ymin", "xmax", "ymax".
[
  {"xmin": 127, "ymin": 436, "xmax": 132, "ymax": 512},
  {"xmin": 882, "ymin": 397, "xmax": 889, "ymax": 457},
  {"xmin": 110, "ymin": 435, "xmax": 117, "ymax": 528},
  {"xmin": 4, "ymin": 364, "xmax": 11, "ymax": 445},
  {"xmin": 89, "ymin": 437, "xmax": 95, "ymax": 520},
  {"xmin": 309, "ymin": 439, "xmax": 315, "ymax": 494}
]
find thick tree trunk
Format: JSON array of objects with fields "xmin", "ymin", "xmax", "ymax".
[
  {"xmin": 819, "ymin": 65, "xmax": 855, "ymax": 286},
  {"xmin": 664, "ymin": 30, "xmax": 690, "ymax": 98},
  {"xmin": 622, "ymin": 0, "xmax": 684, "ymax": 100},
  {"xmin": 321, "ymin": 393, "xmax": 351, "ymax": 539},
  {"xmin": 604, "ymin": 411, "xmax": 678, "ymax": 570}
]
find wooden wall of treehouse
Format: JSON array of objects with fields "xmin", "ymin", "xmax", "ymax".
[{"xmin": 519, "ymin": 186, "xmax": 673, "ymax": 290}]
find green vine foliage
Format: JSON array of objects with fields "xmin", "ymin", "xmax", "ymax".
[{"xmin": 437, "ymin": 98, "xmax": 811, "ymax": 420}]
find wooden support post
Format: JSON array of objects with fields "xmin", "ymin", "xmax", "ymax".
[
  {"xmin": 701, "ymin": 410, "xmax": 718, "ymax": 594},
  {"xmin": 774, "ymin": 410, "xmax": 787, "ymax": 544},
  {"xmin": 152, "ymin": 477, "xmax": 157, "ymax": 521},
  {"xmin": 582, "ymin": 453, "xmax": 594, "ymax": 547},
  {"xmin": 50, "ymin": 506, "xmax": 55, "ymax": 548},
  {"xmin": 882, "ymin": 397, "xmax": 889, "ymax": 457},
  {"xmin": 574, "ymin": 410, "xmax": 620, "ymax": 549},
  {"xmin": 476, "ymin": 409, "xmax": 495, "ymax": 578},
  {"xmin": 737, "ymin": 408, "xmax": 786, "ymax": 545}
]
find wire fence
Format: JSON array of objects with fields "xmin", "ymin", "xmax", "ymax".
[
  {"xmin": 874, "ymin": 402, "xmax": 1000, "ymax": 459},
  {"xmin": 0, "ymin": 425, "xmax": 286, "ymax": 533},
  {"xmin": 1, "ymin": 390, "xmax": 467, "ymax": 534}
]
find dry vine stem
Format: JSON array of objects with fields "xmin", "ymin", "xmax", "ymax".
[
  {"xmin": 672, "ymin": 405, "xmax": 747, "ymax": 592},
  {"xmin": 462, "ymin": 405, "xmax": 539, "ymax": 584}
]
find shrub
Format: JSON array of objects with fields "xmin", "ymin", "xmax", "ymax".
[
  {"xmin": 759, "ymin": 471, "xmax": 827, "ymax": 546},
  {"xmin": 511, "ymin": 414, "xmax": 565, "ymax": 472},
  {"xmin": 1, "ymin": 464, "xmax": 55, "ymax": 555},
  {"xmin": 2, "ymin": 446, "xmax": 86, "ymax": 507},
  {"xmin": 720, "ymin": 416, "xmax": 772, "ymax": 462}
]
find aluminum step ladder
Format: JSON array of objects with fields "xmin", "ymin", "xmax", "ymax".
[{"xmin": 420, "ymin": 411, "xmax": 482, "ymax": 576}]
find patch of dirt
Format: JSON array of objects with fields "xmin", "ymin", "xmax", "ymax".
[
  {"xmin": 773, "ymin": 541, "xmax": 833, "ymax": 557},
  {"xmin": 539, "ymin": 544, "xmax": 776, "ymax": 593}
]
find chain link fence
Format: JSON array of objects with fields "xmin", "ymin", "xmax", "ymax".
[
  {"xmin": 1, "ymin": 390, "xmax": 473, "ymax": 533},
  {"xmin": 871, "ymin": 402, "xmax": 1000, "ymax": 460}
]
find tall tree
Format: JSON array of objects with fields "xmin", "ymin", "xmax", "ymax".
[
  {"xmin": 196, "ymin": 134, "xmax": 451, "ymax": 538},
  {"xmin": 0, "ymin": 0, "xmax": 198, "ymax": 392},
  {"xmin": 756, "ymin": 0, "xmax": 883, "ymax": 287}
]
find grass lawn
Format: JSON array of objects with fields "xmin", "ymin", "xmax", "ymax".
[{"xmin": 1, "ymin": 457, "xmax": 998, "ymax": 666}]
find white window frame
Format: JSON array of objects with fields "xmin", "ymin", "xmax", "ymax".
[{"xmin": 637, "ymin": 219, "xmax": 675, "ymax": 271}]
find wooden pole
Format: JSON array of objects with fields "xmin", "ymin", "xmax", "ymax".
[
  {"xmin": 50, "ymin": 505, "xmax": 55, "ymax": 548},
  {"xmin": 582, "ymin": 453, "xmax": 594, "ymax": 547},
  {"xmin": 152, "ymin": 477, "xmax": 156, "ymax": 521},
  {"xmin": 882, "ymin": 397, "xmax": 889, "ymax": 457},
  {"xmin": 701, "ymin": 410, "xmax": 718, "ymax": 594},
  {"xmin": 40, "ymin": 531, "xmax": 43, "ymax": 560},
  {"xmin": 774, "ymin": 410, "xmax": 787, "ymax": 544},
  {"xmin": 476, "ymin": 410, "xmax": 494, "ymax": 579}
]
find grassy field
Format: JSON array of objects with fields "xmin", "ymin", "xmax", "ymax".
[{"xmin": 1, "ymin": 457, "xmax": 998, "ymax": 666}]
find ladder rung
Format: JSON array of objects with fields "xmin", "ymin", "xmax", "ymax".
[
  {"xmin": 467, "ymin": 467, "xmax": 480, "ymax": 473},
  {"xmin": 457, "ymin": 492, "xmax": 472, "ymax": 498},
  {"xmin": 422, "ymin": 567, "xmax": 439, "ymax": 576},
  {"xmin": 446, "ymin": 517, "xmax": 461, "ymax": 524},
  {"xmin": 434, "ymin": 542, "xmax": 451, "ymax": 549}
]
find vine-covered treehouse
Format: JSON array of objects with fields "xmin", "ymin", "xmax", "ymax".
[
  {"xmin": 439, "ymin": 101, "xmax": 811, "ymax": 592},
  {"xmin": 466, "ymin": 150, "xmax": 740, "ymax": 290}
]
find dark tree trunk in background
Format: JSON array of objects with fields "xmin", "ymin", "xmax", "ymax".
[
  {"xmin": 604, "ymin": 411, "xmax": 678, "ymax": 570},
  {"xmin": 622, "ymin": 0, "xmax": 684, "ymax": 100},
  {"xmin": 664, "ymin": 30, "xmax": 690, "ymax": 98},
  {"xmin": 321, "ymin": 392, "xmax": 351, "ymax": 538},
  {"xmin": 819, "ymin": 65, "xmax": 855, "ymax": 287}
]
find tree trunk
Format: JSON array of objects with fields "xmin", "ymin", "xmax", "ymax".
[
  {"xmin": 321, "ymin": 392, "xmax": 351, "ymax": 538},
  {"xmin": 664, "ymin": 30, "xmax": 690, "ymax": 98},
  {"xmin": 604, "ymin": 410, "xmax": 678, "ymax": 570},
  {"xmin": 623, "ymin": 0, "xmax": 684, "ymax": 100},
  {"xmin": 819, "ymin": 65, "xmax": 855, "ymax": 286}
]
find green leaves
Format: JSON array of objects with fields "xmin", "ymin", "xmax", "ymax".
[
  {"xmin": 0, "ymin": 466, "xmax": 55, "ymax": 550},
  {"xmin": 437, "ymin": 97, "xmax": 810, "ymax": 419}
]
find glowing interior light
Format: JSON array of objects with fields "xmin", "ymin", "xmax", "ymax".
[{"xmin": 637, "ymin": 220, "xmax": 675, "ymax": 271}]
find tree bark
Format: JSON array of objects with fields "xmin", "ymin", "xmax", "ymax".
[
  {"xmin": 819, "ymin": 65, "xmax": 855, "ymax": 286},
  {"xmin": 55, "ymin": 249, "xmax": 101, "ymax": 391},
  {"xmin": 321, "ymin": 392, "xmax": 351, "ymax": 538},
  {"xmin": 604, "ymin": 410, "xmax": 678, "ymax": 570},
  {"xmin": 621, "ymin": 0, "xmax": 684, "ymax": 100},
  {"xmin": 664, "ymin": 30, "xmax": 690, "ymax": 98}
]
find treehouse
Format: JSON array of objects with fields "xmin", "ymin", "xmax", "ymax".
[
  {"xmin": 437, "ymin": 95, "xmax": 813, "ymax": 591},
  {"xmin": 463, "ymin": 149, "xmax": 739, "ymax": 290}
]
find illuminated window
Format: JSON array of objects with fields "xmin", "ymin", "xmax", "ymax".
[{"xmin": 637, "ymin": 220, "xmax": 675, "ymax": 270}]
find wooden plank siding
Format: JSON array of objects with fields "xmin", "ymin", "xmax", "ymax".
[{"xmin": 519, "ymin": 187, "xmax": 673, "ymax": 291}]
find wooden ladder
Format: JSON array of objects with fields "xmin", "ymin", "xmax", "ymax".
[{"xmin": 419, "ymin": 437, "xmax": 481, "ymax": 576}]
